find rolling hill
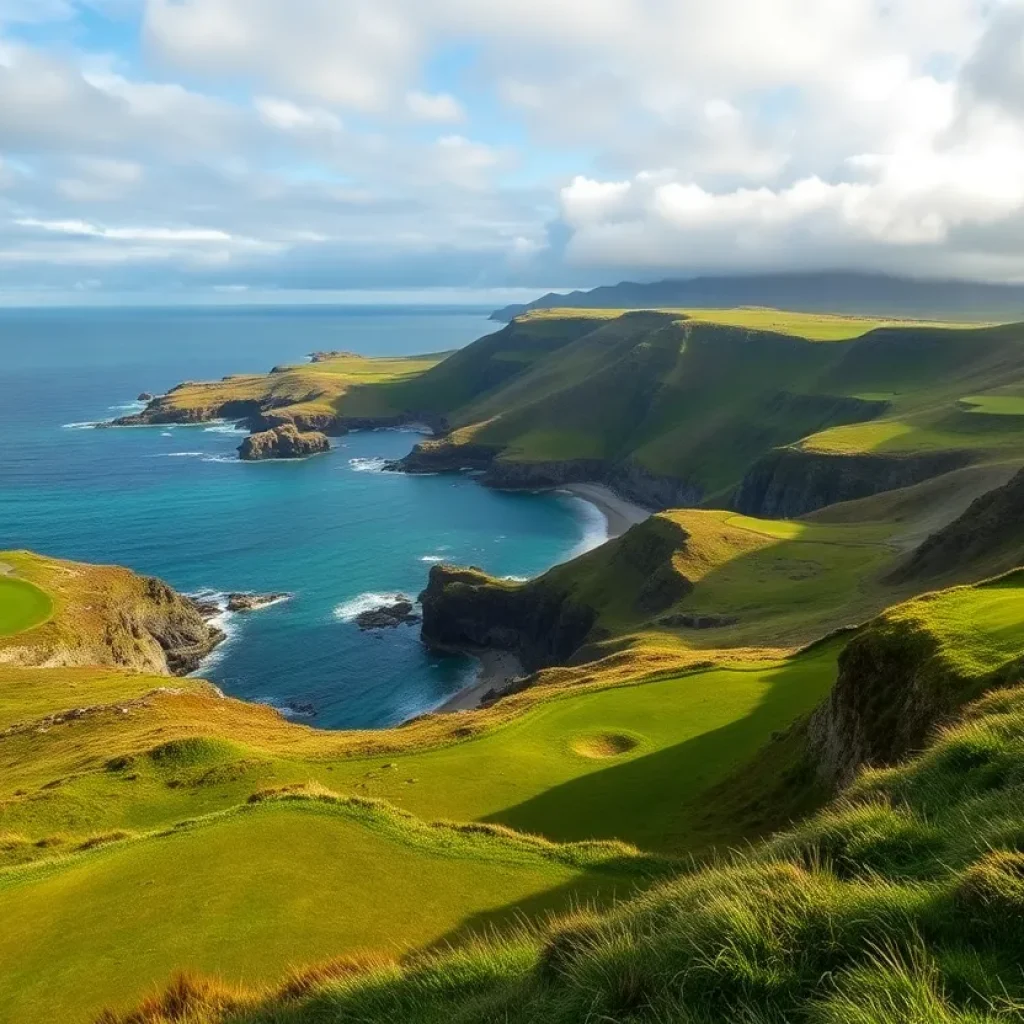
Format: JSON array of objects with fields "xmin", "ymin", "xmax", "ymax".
[{"xmin": 10, "ymin": 303, "xmax": 1024, "ymax": 1023}]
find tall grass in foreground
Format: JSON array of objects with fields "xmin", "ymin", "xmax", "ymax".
[{"xmin": 104, "ymin": 684, "xmax": 1024, "ymax": 1023}]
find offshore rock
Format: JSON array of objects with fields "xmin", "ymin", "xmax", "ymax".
[{"xmin": 238, "ymin": 425, "xmax": 331, "ymax": 461}]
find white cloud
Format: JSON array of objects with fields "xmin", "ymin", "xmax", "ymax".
[
  {"xmin": 405, "ymin": 90, "xmax": 464, "ymax": 122},
  {"xmin": 145, "ymin": 0, "xmax": 418, "ymax": 111},
  {"xmin": 255, "ymin": 96, "xmax": 342, "ymax": 134},
  {"xmin": 5, "ymin": 0, "xmax": 1024, "ymax": 295}
]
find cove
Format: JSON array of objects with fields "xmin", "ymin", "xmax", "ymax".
[{"xmin": 0, "ymin": 306, "xmax": 604, "ymax": 727}]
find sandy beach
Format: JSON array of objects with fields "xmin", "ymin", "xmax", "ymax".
[
  {"xmin": 436, "ymin": 649, "xmax": 526, "ymax": 712},
  {"xmin": 436, "ymin": 483, "xmax": 651, "ymax": 715},
  {"xmin": 561, "ymin": 482, "xmax": 652, "ymax": 538}
]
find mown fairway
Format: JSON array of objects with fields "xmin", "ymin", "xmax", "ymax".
[
  {"xmin": 0, "ymin": 799, "xmax": 650, "ymax": 1024},
  {"xmin": 0, "ymin": 577, "xmax": 52, "ymax": 636}
]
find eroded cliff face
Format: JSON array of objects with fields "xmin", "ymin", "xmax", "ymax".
[
  {"xmin": 396, "ymin": 442, "xmax": 703, "ymax": 512},
  {"xmin": 112, "ymin": 396, "xmax": 269, "ymax": 428},
  {"xmin": 732, "ymin": 448, "xmax": 973, "ymax": 518},
  {"xmin": 807, "ymin": 610, "xmax": 1023, "ymax": 789},
  {"xmin": 0, "ymin": 560, "xmax": 223, "ymax": 676},
  {"xmin": 418, "ymin": 516, "xmax": 694, "ymax": 675},
  {"xmin": 418, "ymin": 566, "xmax": 599, "ymax": 672}
]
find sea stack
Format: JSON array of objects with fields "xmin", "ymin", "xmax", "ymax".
[{"xmin": 238, "ymin": 424, "xmax": 331, "ymax": 461}]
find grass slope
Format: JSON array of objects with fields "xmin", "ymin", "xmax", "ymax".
[
  {"xmin": 0, "ymin": 794, "xmax": 658, "ymax": 1024},
  {"xmin": 105, "ymin": 576, "xmax": 1024, "ymax": 1024},
  {"xmin": 128, "ymin": 308, "xmax": 1024, "ymax": 514},
  {"xmin": 396, "ymin": 310, "xmax": 1024, "ymax": 510}
]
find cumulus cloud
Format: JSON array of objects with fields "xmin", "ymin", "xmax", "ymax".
[
  {"xmin": 4, "ymin": 0, "xmax": 1024, "ymax": 296},
  {"xmin": 405, "ymin": 90, "xmax": 464, "ymax": 122}
]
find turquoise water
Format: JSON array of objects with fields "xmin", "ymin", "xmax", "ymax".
[{"xmin": 0, "ymin": 307, "xmax": 603, "ymax": 727}]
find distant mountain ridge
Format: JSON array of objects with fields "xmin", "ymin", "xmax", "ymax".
[{"xmin": 490, "ymin": 271, "xmax": 1024, "ymax": 322}]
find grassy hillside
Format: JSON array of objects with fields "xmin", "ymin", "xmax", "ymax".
[
  {"xmin": 117, "ymin": 307, "xmax": 1024, "ymax": 515},
  {"xmin": 0, "ymin": 793, "xmax": 659, "ymax": 1024},
  {"xmin": 104, "ymin": 575, "xmax": 1024, "ymax": 1024},
  {"xmin": 113, "ymin": 351, "xmax": 448, "ymax": 432},
  {"xmin": 13, "ymin": 306, "xmax": 1024, "ymax": 1023},
  {"xmin": 0, "ymin": 551, "xmax": 219, "ymax": 674},
  {"xmin": 389, "ymin": 309, "xmax": 1024, "ymax": 515}
]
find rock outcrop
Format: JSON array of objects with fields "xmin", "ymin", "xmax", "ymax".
[
  {"xmin": 355, "ymin": 599, "xmax": 421, "ymax": 630},
  {"xmin": 225, "ymin": 593, "xmax": 290, "ymax": 612},
  {"xmin": 141, "ymin": 578, "xmax": 225, "ymax": 674},
  {"xmin": 238, "ymin": 425, "xmax": 331, "ymax": 461},
  {"xmin": 0, "ymin": 556, "xmax": 224, "ymax": 676},
  {"xmin": 419, "ymin": 565, "xmax": 598, "ymax": 672},
  {"xmin": 732, "ymin": 448, "xmax": 973, "ymax": 518},
  {"xmin": 137, "ymin": 392, "xmax": 154, "ymax": 402}
]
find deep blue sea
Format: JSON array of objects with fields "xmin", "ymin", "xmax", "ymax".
[{"xmin": 0, "ymin": 306, "xmax": 604, "ymax": 727}]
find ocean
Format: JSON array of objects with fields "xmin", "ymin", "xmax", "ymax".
[{"xmin": 0, "ymin": 306, "xmax": 605, "ymax": 728}]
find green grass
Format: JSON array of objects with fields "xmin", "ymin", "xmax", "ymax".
[
  {"xmin": 0, "ymin": 644, "xmax": 841, "ymax": 863},
  {"xmin": 0, "ymin": 577, "xmax": 52, "ymax": 636},
  {"xmin": 0, "ymin": 797, "xmax": 656, "ymax": 1024},
  {"xmin": 106, "ymin": 676, "xmax": 1024, "ymax": 1024},
  {"xmin": 960, "ymin": 394, "xmax": 1024, "ymax": 415}
]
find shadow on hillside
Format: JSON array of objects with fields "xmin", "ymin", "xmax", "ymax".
[
  {"xmin": 481, "ymin": 645, "xmax": 842, "ymax": 855},
  {"xmin": 424, "ymin": 867, "xmax": 656, "ymax": 958}
]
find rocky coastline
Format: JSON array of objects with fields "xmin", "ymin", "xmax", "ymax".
[{"xmin": 238, "ymin": 424, "xmax": 331, "ymax": 461}]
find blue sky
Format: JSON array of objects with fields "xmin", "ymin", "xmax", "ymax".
[{"xmin": 1, "ymin": 1, "xmax": 1023, "ymax": 304}]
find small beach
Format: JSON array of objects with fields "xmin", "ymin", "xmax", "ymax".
[
  {"xmin": 436, "ymin": 481, "xmax": 652, "ymax": 714},
  {"xmin": 561, "ymin": 482, "xmax": 651, "ymax": 539}
]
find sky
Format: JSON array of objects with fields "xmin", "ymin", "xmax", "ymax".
[{"xmin": 2, "ymin": 1, "xmax": 1024, "ymax": 304}]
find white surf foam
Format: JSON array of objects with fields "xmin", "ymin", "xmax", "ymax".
[
  {"xmin": 62, "ymin": 421, "xmax": 100, "ymax": 430},
  {"xmin": 349, "ymin": 457, "xmax": 388, "ymax": 473},
  {"xmin": 333, "ymin": 591, "xmax": 414, "ymax": 623},
  {"xmin": 561, "ymin": 493, "xmax": 610, "ymax": 559},
  {"xmin": 186, "ymin": 591, "xmax": 237, "ymax": 674},
  {"xmin": 419, "ymin": 555, "xmax": 444, "ymax": 564},
  {"xmin": 203, "ymin": 423, "xmax": 249, "ymax": 436}
]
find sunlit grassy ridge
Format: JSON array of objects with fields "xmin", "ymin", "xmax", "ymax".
[
  {"xmin": 127, "ymin": 308, "xmax": 1024, "ymax": 511},
  {"xmin": 101, "ymin": 577, "xmax": 1024, "ymax": 1024},
  {"xmin": 393, "ymin": 309, "xmax": 1024, "ymax": 507}
]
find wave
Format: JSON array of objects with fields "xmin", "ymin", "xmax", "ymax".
[
  {"xmin": 419, "ymin": 555, "xmax": 444, "ymax": 563},
  {"xmin": 62, "ymin": 420, "xmax": 101, "ymax": 430},
  {"xmin": 562, "ymin": 493, "xmax": 610, "ymax": 559},
  {"xmin": 202, "ymin": 454, "xmax": 241, "ymax": 464},
  {"xmin": 186, "ymin": 591, "xmax": 237, "ymax": 674},
  {"xmin": 333, "ymin": 591, "xmax": 414, "ymax": 623},
  {"xmin": 108, "ymin": 400, "xmax": 147, "ymax": 413},
  {"xmin": 349, "ymin": 457, "xmax": 388, "ymax": 473},
  {"xmin": 203, "ymin": 423, "xmax": 249, "ymax": 436},
  {"xmin": 151, "ymin": 451, "xmax": 204, "ymax": 458}
]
